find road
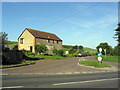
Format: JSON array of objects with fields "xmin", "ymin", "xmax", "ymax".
[
  {"xmin": 2, "ymin": 56, "xmax": 118, "ymax": 74},
  {"xmin": 2, "ymin": 71, "xmax": 119, "ymax": 88}
]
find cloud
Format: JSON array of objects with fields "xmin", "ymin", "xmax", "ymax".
[{"xmin": 67, "ymin": 14, "xmax": 117, "ymax": 31}]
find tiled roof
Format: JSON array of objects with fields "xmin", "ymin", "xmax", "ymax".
[{"xmin": 26, "ymin": 28, "xmax": 62, "ymax": 41}]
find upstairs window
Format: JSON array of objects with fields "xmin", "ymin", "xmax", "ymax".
[
  {"xmin": 57, "ymin": 41, "xmax": 59, "ymax": 44},
  {"xmin": 20, "ymin": 38, "xmax": 24, "ymax": 44}
]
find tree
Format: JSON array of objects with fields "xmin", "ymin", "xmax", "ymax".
[
  {"xmin": 96, "ymin": 42, "xmax": 113, "ymax": 55},
  {"xmin": 69, "ymin": 48, "xmax": 77, "ymax": 54},
  {"xmin": 0, "ymin": 32, "xmax": 8, "ymax": 50},
  {"xmin": 35, "ymin": 44, "xmax": 48, "ymax": 54},
  {"xmin": 114, "ymin": 23, "xmax": 120, "ymax": 46},
  {"xmin": 112, "ymin": 46, "xmax": 120, "ymax": 56}
]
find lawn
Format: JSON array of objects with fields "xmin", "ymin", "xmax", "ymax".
[
  {"xmin": 35, "ymin": 55, "xmax": 66, "ymax": 60},
  {"xmin": 95, "ymin": 55, "xmax": 119, "ymax": 62},
  {"xmin": 80, "ymin": 60, "xmax": 110, "ymax": 68}
]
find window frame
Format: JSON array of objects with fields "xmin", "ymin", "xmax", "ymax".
[{"xmin": 20, "ymin": 38, "xmax": 24, "ymax": 44}]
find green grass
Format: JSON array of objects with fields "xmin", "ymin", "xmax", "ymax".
[
  {"xmin": 95, "ymin": 55, "xmax": 119, "ymax": 62},
  {"xmin": 35, "ymin": 55, "xmax": 66, "ymax": 60},
  {"xmin": 83, "ymin": 47, "xmax": 97, "ymax": 54},
  {"xmin": 80, "ymin": 60, "xmax": 110, "ymax": 68}
]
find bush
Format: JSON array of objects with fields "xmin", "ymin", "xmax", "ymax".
[
  {"xmin": 53, "ymin": 49, "xmax": 64, "ymax": 56},
  {"xmin": 23, "ymin": 50, "xmax": 35, "ymax": 56},
  {"xmin": 13, "ymin": 45, "xmax": 18, "ymax": 50},
  {"xmin": 69, "ymin": 48, "xmax": 77, "ymax": 54},
  {"xmin": 53, "ymin": 49, "xmax": 58, "ymax": 55},
  {"xmin": 2, "ymin": 50, "xmax": 23, "ymax": 65},
  {"xmin": 58, "ymin": 50, "xmax": 64, "ymax": 56}
]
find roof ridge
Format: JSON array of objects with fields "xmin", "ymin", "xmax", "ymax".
[{"xmin": 26, "ymin": 28, "xmax": 55, "ymax": 35}]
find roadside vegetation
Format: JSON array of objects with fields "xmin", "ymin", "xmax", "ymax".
[{"xmin": 80, "ymin": 60, "xmax": 110, "ymax": 68}]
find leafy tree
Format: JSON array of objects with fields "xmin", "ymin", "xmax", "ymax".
[
  {"xmin": 69, "ymin": 48, "xmax": 77, "ymax": 54},
  {"xmin": 0, "ymin": 32, "xmax": 8, "ymax": 50},
  {"xmin": 114, "ymin": 23, "xmax": 120, "ymax": 46},
  {"xmin": 69, "ymin": 45, "xmax": 84, "ymax": 54},
  {"xmin": 96, "ymin": 42, "xmax": 113, "ymax": 55},
  {"xmin": 35, "ymin": 44, "xmax": 48, "ymax": 54}
]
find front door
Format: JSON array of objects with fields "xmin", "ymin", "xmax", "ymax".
[{"xmin": 30, "ymin": 46, "xmax": 33, "ymax": 52}]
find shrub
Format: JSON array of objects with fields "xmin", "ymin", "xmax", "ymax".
[
  {"xmin": 35, "ymin": 44, "xmax": 48, "ymax": 54},
  {"xmin": 58, "ymin": 49, "xmax": 64, "ymax": 56},
  {"xmin": 53, "ymin": 49, "xmax": 58, "ymax": 55},
  {"xmin": 2, "ymin": 50, "xmax": 23, "ymax": 65},
  {"xmin": 53, "ymin": 49, "xmax": 64, "ymax": 56}
]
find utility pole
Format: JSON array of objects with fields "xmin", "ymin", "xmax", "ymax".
[{"xmin": 104, "ymin": 49, "xmax": 106, "ymax": 59}]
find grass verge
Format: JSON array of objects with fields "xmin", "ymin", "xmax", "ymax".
[
  {"xmin": 80, "ymin": 60, "xmax": 110, "ymax": 68},
  {"xmin": 95, "ymin": 55, "xmax": 119, "ymax": 62}
]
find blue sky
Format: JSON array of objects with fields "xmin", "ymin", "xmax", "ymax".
[{"xmin": 2, "ymin": 2, "xmax": 118, "ymax": 49}]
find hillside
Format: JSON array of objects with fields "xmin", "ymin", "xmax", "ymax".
[
  {"xmin": 62, "ymin": 45, "xmax": 97, "ymax": 54},
  {"xmin": 83, "ymin": 47, "xmax": 97, "ymax": 54}
]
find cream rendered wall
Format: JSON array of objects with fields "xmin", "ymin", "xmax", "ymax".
[{"xmin": 18, "ymin": 30, "xmax": 35, "ymax": 53}]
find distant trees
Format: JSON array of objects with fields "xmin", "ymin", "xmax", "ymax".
[
  {"xmin": 69, "ymin": 45, "xmax": 84, "ymax": 54},
  {"xmin": 96, "ymin": 42, "xmax": 112, "ymax": 55},
  {"xmin": 96, "ymin": 42, "xmax": 120, "ymax": 56}
]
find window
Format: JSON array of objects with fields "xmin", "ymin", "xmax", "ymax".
[
  {"xmin": 48, "ymin": 39, "xmax": 50, "ymax": 43},
  {"xmin": 57, "ymin": 41, "xmax": 59, "ymax": 44},
  {"xmin": 53, "ymin": 40, "xmax": 54, "ymax": 43},
  {"xmin": 20, "ymin": 38, "xmax": 24, "ymax": 44}
]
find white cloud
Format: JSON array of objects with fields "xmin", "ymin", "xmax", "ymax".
[{"xmin": 67, "ymin": 14, "xmax": 117, "ymax": 30}]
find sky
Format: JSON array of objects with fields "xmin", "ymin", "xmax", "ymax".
[{"xmin": 2, "ymin": 2, "xmax": 118, "ymax": 49}]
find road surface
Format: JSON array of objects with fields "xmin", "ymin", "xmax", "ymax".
[{"xmin": 2, "ymin": 71, "xmax": 119, "ymax": 88}]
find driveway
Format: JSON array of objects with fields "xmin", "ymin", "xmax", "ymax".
[{"xmin": 2, "ymin": 56, "xmax": 118, "ymax": 75}]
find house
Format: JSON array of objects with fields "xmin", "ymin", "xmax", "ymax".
[{"xmin": 18, "ymin": 28, "xmax": 62, "ymax": 54}]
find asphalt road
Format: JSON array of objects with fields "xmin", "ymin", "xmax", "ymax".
[
  {"xmin": 2, "ymin": 71, "xmax": 119, "ymax": 88},
  {"xmin": 2, "ymin": 56, "xmax": 118, "ymax": 74}
]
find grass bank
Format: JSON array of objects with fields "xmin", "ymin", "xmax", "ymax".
[
  {"xmin": 80, "ymin": 60, "xmax": 110, "ymax": 68},
  {"xmin": 95, "ymin": 55, "xmax": 119, "ymax": 62}
]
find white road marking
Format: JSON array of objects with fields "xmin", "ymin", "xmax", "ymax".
[
  {"xmin": 65, "ymin": 72, "xmax": 72, "ymax": 74},
  {"xmin": 2, "ymin": 86, "xmax": 23, "ymax": 89},
  {"xmin": 53, "ymin": 78, "xmax": 120, "ymax": 86},
  {"xmin": 2, "ymin": 74, "xmax": 8, "ymax": 75},
  {"xmin": 78, "ymin": 63, "xmax": 80, "ymax": 65}
]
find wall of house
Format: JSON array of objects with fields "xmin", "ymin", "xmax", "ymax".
[
  {"xmin": 36, "ymin": 38, "xmax": 62, "ymax": 54},
  {"xmin": 18, "ymin": 30, "xmax": 35, "ymax": 53}
]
